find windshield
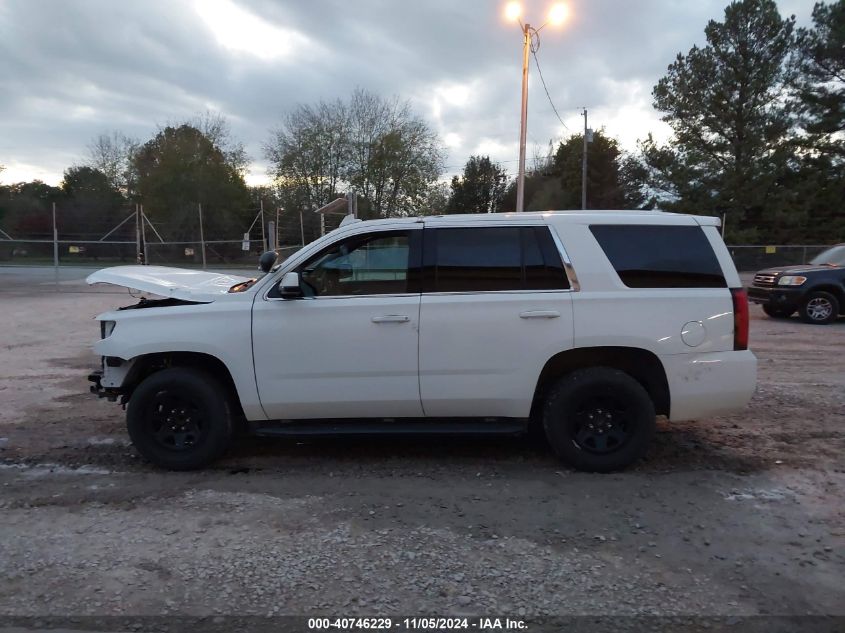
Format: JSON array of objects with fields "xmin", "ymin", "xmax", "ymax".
[{"xmin": 810, "ymin": 245, "xmax": 845, "ymax": 266}]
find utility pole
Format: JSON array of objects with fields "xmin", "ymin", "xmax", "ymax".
[
  {"xmin": 140, "ymin": 205, "xmax": 149, "ymax": 264},
  {"xmin": 135, "ymin": 203, "xmax": 142, "ymax": 264},
  {"xmin": 259, "ymin": 199, "xmax": 266, "ymax": 251},
  {"xmin": 52, "ymin": 202, "xmax": 59, "ymax": 283},
  {"xmin": 516, "ymin": 23, "xmax": 531, "ymax": 213},
  {"xmin": 508, "ymin": 3, "xmax": 568, "ymax": 211},
  {"xmin": 198, "ymin": 203, "xmax": 207, "ymax": 269},
  {"xmin": 581, "ymin": 107, "xmax": 588, "ymax": 210}
]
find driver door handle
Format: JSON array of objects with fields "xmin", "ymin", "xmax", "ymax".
[
  {"xmin": 371, "ymin": 315, "xmax": 410, "ymax": 323},
  {"xmin": 519, "ymin": 310, "xmax": 560, "ymax": 319}
]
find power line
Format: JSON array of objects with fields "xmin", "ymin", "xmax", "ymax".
[
  {"xmin": 530, "ymin": 45, "xmax": 570, "ymax": 133},
  {"xmin": 442, "ymin": 158, "xmax": 522, "ymax": 170}
]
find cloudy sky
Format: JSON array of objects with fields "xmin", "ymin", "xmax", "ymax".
[{"xmin": 0, "ymin": 0, "xmax": 813, "ymax": 187}]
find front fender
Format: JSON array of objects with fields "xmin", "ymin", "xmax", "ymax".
[{"xmin": 93, "ymin": 301, "xmax": 266, "ymax": 421}]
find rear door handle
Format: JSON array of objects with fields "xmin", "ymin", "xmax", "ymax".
[
  {"xmin": 519, "ymin": 310, "xmax": 560, "ymax": 319},
  {"xmin": 371, "ymin": 315, "xmax": 410, "ymax": 323}
]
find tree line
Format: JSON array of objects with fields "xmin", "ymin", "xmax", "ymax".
[
  {"xmin": 640, "ymin": 0, "xmax": 844, "ymax": 242},
  {"xmin": 0, "ymin": 0, "xmax": 841, "ymax": 246}
]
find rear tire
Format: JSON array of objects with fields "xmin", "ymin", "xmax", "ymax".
[
  {"xmin": 799, "ymin": 291, "xmax": 839, "ymax": 325},
  {"xmin": 543, "ymin": 367, "xmax": 656, "ymax": 472},
  {"xmin": 762, "ymin": 305, "xmax": 795, "ymax": 319},
  {"xmin": 126, "ymin": 368, "xmax": 234, "ymax": 470}
]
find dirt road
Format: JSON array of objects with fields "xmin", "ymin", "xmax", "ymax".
[{"xmin": 0, "ymin": 269, "xmax": 843, "ymax": 622}]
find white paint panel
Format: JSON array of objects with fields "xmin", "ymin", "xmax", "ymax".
[
  {"xmin": 419, "ymin": 292, "xmax": 573, "ymax": 417},
  {"xmin": 662, "ymin": 350, "xmax": 757, "ymax": 420},
  {"xmin": 94, "ymin": 297, "xmax": 263, "ymax": 420},
  {"xmin": 252, "ymin": 295, "xmax": 424, "ymax": 419}
]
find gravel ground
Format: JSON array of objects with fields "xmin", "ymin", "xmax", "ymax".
[{"xmin": 0, "ymin": 267, "xmax": 843, "ymax": 623}]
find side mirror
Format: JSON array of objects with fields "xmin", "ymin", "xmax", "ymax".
[
  {"xmin": 258, "ymin": 250, "xmax": 277, "ymax": 273},
  {"xmin": 278, "ymin": 271, "xmax": 303, "ymax": 299}
]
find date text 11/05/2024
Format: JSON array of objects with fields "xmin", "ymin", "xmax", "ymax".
[{"xmin": 307, "ymin": 617, "xmax": 528, "ymax": 630}]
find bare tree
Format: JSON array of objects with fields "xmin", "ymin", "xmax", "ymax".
[
  {"xmin": 191, "ymin": 110, "xmax": 250, "ymax": 174},
  {"xmin": 531, "ymin": 140, "xmax": 556, "ymax": 176},
  {"xmin": 347, "ymin": 89, "xmax": 444, "ymax": 217},
  {"xmin": 86, "ymin": 131, "xmax": 139, "ymax": 195},
  {"xmin": 264, "ymin": 98, "xmax": 349, "ymax": 210},
  {"xmin": 265, "ymin": 88, "xmax": 444, "ymax": 217},
  {"xmin": 346, "ymin": 89, "xmax": 392, "ymax": 207}
]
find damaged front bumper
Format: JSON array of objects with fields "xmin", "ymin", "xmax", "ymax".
[
  {"xmin": 88, "ymin": 369, "xmax": 123, "ymax": 402},
  {"xmin": 88, "ymin": 356, "xmax": 136, "ymax": 403}
]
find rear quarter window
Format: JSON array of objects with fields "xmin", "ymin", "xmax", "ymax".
[{"xmin": 589, "ymin": 224, "xmax": 726, "ymax": 288}]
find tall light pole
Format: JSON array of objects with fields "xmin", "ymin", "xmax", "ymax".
[
  {"xmin": 516, "ymin": 19, "xmax": 530, "ymax": 213},
  {"xmin": 505, "ymin": 2, "xmax": 569, "ymax": 212},
  {"xmin": 581, "ymin": 107, "xmax": 588, "ymax": 210}
]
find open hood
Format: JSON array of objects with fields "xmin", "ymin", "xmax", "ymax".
[{"xmin": 86, "ymin": 266, "xmax": 251, "ymax": 302}]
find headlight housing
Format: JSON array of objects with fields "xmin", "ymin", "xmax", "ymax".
[
  {"xmin": 100, "ymin": 320, "xmax": 116, "ymax": 339},
  {"xmin": 777, "ymin": 275, "xmax": 807, "ymax": 286}
]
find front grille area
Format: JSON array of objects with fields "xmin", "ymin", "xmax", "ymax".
[{"xmin": 753, "ymin": 273, "xmax": 777, "ymax": 286}]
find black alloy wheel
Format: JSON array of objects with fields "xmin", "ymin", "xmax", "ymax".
[
  {"xmin": 127, "ymin": 367, "xmax": 234, "ymax": 470},
  {"xmin": 543, "ymin": 367, "xmax": 656, "ymax": 472},
  {"xmin": 572, "ymin": 395, "xmax": 634, "ymax": 455},
  {"xmin": 148, "ymin": 392, "xmax": 206, "ymax": 451}
]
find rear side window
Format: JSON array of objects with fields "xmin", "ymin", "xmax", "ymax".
[
  {"xmin": 426, "ymin": 226, "xmax": 569, "ymax": 292},
  {"xmin": 589, "ymin": 224, "xmax": 726, "ymax": 288}
]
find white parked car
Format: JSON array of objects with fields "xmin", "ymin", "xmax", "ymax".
[{"xmin": 87, "ymin": 211, "xmax": 757, "ymax": 472}]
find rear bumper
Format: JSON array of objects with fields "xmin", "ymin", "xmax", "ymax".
[
  {"xmin": 663, "ymin": 350, "xmax": 757, "ymax": 421},
  {"xmin": 747, "ymin": 285, "xmax": 803, "ymax": 308}
]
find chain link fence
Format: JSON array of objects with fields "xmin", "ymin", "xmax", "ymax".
[
  {"xmin": 726, "ymin": 245, "xmax": 833, "ymax": 271},
  {"xmin": 0, "ymin": 202, "xmax": 345, "ymax": 270},
  {"xmin": 0, "ymin": 204, "xmax": 838, "ymax": 272},
  {"xmin": 0, "ymin": 235, "xmax": 277, "ymax": 269}
]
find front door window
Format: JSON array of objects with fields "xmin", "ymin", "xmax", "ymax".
[{"xmin": 299, "ymin": 232, "xmax": 411, "ymax": 297}]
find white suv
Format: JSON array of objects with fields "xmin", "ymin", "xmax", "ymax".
[{"xmin": 87, "ymin": 211, "xmax": 757, "ymax": 472}]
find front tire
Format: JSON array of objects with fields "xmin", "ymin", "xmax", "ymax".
[
  {"xmin": 762, "ymin": 304, "xmax": 795, "ymax": 319},
  {"xmin": 799, "ymin": 291, "xmax": 839, "ymax": 325},
  {"xmin": 543, "ymin": 367, "xmax": 656, "ymax": 472},
  {"xmin": 126, "ymin": 368, "xmax": 234, "ymax": 470}
]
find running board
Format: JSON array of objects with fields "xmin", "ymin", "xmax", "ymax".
[{"xmin": 252, "ymin": 418, "xmax": 528, "ymax": 438}]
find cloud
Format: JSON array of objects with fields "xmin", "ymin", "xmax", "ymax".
[
  {"xmin": 0, "ymin": 0, "xmax": 817, "ymax": 186},
  {"xmin": 195, "ymin": 0, "xmax": 315, "ymax": 61}
]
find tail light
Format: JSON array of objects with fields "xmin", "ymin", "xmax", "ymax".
[{"xmin": 730, "ymin": 288, "xmax": 749, "ymax": 350}]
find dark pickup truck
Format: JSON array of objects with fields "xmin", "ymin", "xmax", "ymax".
[{"xmin": 748, "ymin": 244, "xmax": 845, "ymax": 324}]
